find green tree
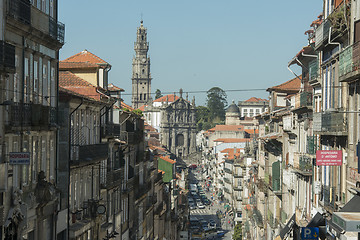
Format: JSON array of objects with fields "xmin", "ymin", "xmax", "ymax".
[
  {"xmin": 206, "ymin": 87, "xmax": 227, "ymax": 121},
  {"xmin": 233, "ymin": 222, "xmax": 242, "ymax": 240},
  {"xmin": 155, "ymin": 89, "xmax": 163, "ymax": 99},
  {"xmin": 195, "ymin": 106, "xmax": 214, "ymax": 131}
]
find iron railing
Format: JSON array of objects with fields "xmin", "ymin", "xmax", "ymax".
[
  {"xmin": 71, "ymin": 143, "xmax": 108, "ymax": 163},
  {"xmin": 101, "ymin": 123, "xmax": 121, "ymax": 138},
  {"xmin": 339, "ymin": 40, "xmax": 360, "ymax": 78},
  {"xmin": 49, "ymin": 17, "xmax": 65, "ymax": 44},
  {"xmin": 307, "ymin": 135, "xmax": 317, "ymax": 155}
]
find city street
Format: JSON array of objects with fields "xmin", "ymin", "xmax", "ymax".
[{"xmin": 188, "ymin": 168, "xmax": 234, "ymax": 240}]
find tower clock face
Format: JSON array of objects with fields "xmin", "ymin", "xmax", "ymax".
[{"xmin": 142, "ymin": 58, "xmax": 146, "ymax": 63}]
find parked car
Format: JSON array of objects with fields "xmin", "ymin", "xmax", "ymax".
[
  {"xmin": 197, "ymin": 202, "xmax": 205, "ymax": 209},
  {"xmin": 217, "ymin": 230, "xmax": 225, "ymax": 237}
]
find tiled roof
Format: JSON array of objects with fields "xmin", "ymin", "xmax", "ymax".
[
  {"xmin": 138, "ymin": 105, "xmax": 147, "ymax": 111},
  {"xmin": 145, "ymin": 123, "xmax": 157, "ymax": 132},
  {"xmin": 120, "ymin": 102, "xmax": 134, "ymax": 111},
  {"xmin": 214, "ymin": 138, "xmax": 251, "ymax": 143},
  {"xmin": 244, "ymin": 129, "xmax": 259, "ymax": 134},
  {"xmin": 153, "ymin": 94, "xmax": 179, "ymax": 103},
  {"xmin": 59, "ymin": 61, "xmax": 99, "ymax": 69},
  {"xmin": 267, "ymin": 76, "xmax": 301, "ymax": 93},
  {"xmin": 62, "ymin": 49, "xmax": 109, "ymax": 65},
  {"xmin": 214, "ymin": 125, "xmax": 244, "ymax": 132},
  {"xmin": 108, "ymin": 83, "xmax": 124, "ymax": 92},
  {"xmin": 245, "ymin": 97, "xmax": 268, "ymax": 103},
  {"xmin": 224, "ymin": 148, "xmax": 243, "ymax": 160},
  {"xmin": 59, "ymin": 71, "xmax": 105, "ymax": 101},
  {"xmin": 159, "ymin": 156, "xmax": 176, "ymax": 164},
  {"xmin": 59, "ymin": 71, "xmax": 94, "ymax": 87}
]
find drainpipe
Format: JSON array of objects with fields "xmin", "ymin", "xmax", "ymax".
[{"xmin": 328, "ymin": 27, "xmax": 342, "ymax": 50}]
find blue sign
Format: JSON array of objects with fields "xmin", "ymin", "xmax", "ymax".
[{"xmin": 301, "ymin": 227, "xmax": 319, "ymax": 240}]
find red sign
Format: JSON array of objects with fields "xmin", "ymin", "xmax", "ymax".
[{"xmin": 316, "ymin": 150, "xmax": 342, "ymax": 166}]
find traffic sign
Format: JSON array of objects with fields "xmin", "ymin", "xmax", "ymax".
[{"xmin": 301, "ymin": 227, "xmax": 319, "ymax": 240}]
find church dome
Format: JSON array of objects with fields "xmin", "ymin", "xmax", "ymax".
[{"xmin": 226, "ymin": 101, "xmax": 240, "ymax": 113}]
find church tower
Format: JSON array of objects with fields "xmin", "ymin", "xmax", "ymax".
[{"xmin": 132, "ymin": 20, "xmax": 152, "ymax": 108}]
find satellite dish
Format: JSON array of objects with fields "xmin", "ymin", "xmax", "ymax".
[{"xmin": 304, "ymin": 119, "xmax": 309, "ymax": 131}]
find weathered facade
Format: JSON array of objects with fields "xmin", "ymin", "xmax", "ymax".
[
  {"xmin": 0, "ymin": 0, "xmax": 64, "ymax": 239},
  {"xmin": 160, "ymin": 92, "xmax": 197, "ymax": 159}
]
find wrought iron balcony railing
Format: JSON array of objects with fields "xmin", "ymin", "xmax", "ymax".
[
  {"xmin": 6, "ymin": 103, "xmax": 57, "ymax": 128},
  {"xmin": 101, "ymin": 123, "xmax": 121, "ymax": 138},
  {"xmin": 71, "ymin": 143, "xmax": 108, "ymax": 164},
  {"xmin": 339, "ymin": 36, "xmax": 360, "ymax": 81},
  {"xmin": 49, "ymin": 17, "xmax": 65, "ymax": 44},
  {"xmin": 313, "ymin": 112, "xmax": 347, "ymax": 135}
]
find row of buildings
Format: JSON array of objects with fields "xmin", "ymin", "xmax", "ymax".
[
  {"xmin": 243, "ymin": 0, "xmax": 360, "ymax": 239},
  {"xmin": 0, "ymin": 1, "xmax": 187, "ymax": 239},
  {"xmin": 197, "ymin": 97, "xmax": 268, "ymax": 231},
  {"xmin": 199, "ymin": 1, "xmax": 360, "ymax": 239}
]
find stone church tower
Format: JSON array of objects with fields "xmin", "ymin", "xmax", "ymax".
[{"xmin": 132, "ymin": 20, "xmax": 152, "ymax": 109}]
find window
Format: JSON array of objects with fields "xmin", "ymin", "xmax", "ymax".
[
  {"xmin": 144, "ymin": 94, "xmax": 146, "ymax": 100},
  {"xmin": 140, "ymin": 94, "xmax": 142, "ymax": 100}
]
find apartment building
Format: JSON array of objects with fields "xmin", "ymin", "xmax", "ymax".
[{"xmin": 0, "ymin": 0, "xmax": 64, "ymax": 239}]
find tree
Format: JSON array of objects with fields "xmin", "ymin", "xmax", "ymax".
[
  {"xmin": 233, "ymin": 222, "xmax": 242, "ymax": 240},
  {"xmin": 195, "ymin": 106, "xmax": 213, "ymax": 131},
  {"xmin": 206, "ymin": 87, "xmax": 227, "ymax": 121},
  {"xmin": 155, "ymin": 89, "xmax": 163, "ymax": 99}
]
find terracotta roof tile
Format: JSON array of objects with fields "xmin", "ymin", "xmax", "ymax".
[
  {"xmin": 59, "ymin": 71, "xmax": 108, "ymax": 101},
  {"xmin": 245, "ymin": 97, "xmax": 269, "ymax": 103},
  {"xmin": 244, "ymin": 129, "xmax": 259, "ymax": 134},
  {"xmin": 159, "ymin": 156, "xmax": 176, "ymax": 164},
  {"xmin": 138, "ymin": 105, "xmax": 147, "ymax": 111},
  {"xmin": 214, "ymin": 125, "xmax": 244, "ymax": 132},
  {"xmin": 59, "ymin": 61, "xmax": 99, "ymax": 69},
  {"xmin": 120, "ymin": 102, "xmax": 134, "ymax": 111},
  {"xmin": 62, "ymin": 50, "xmax": 109, "ymax": 66},
  {"xmin": 108, "ymin": 83, "xmax": 124, "ymax": 92},
  {"xmin": 267, "ymin": 76, "xmax": 301, "ymax": 93},
  {"xmin": 153, "ymin": 94, "xmax": 179, "ymax": 103}
]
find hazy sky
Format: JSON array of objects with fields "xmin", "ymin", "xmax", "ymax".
[{"xmin": 59, "ymin": 0, "xmax": 323, "ymax": 106}]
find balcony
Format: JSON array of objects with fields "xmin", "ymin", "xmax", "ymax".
[
  {"xmin": 119, "ymin": 131, "xmax": 143, "ymax": 145},
  {"xmin": 101, "ymin": 169, "xmax": 123, "ymax": 189},
  {"xmin": 49, "ymin": 17, "xmax": 65, "ymax": 44},
  {"xmin": 0, "ymin": 41, "xmax": 16, "ymax": 71},
  {"xmin": 293, "ymin": 153, "xmax": 313, "ymax": 176},
  {"xmin": 339, "ymin": 41, "xmax": 360, "ymax": 82},
  {"xmin": 309, "ymin": 59, "xmax": 320, "ymax": 86},
  {"xmin": 314, "ymin": 20, "xmax": 331, "ymax": 50},
  {"xmin": 233, "ymin": 185, "xmax": 242, "ymax": 191},
  {"xmin": 224, "ymin": 177, "xmax": 231, "ymax": 184},
  {"xmin": 7, "ymin": 0, "xmax": 31, "ymax": 25},
  {"xmin": 101, "ymin": 123, "xmax": 121, "ymax": 138},
  {"xmin": 306, "ymin": 135, "xmax": 318, "ymax": 155},
  {"xmin": 293, "ymin": 92, "xmax": 312, "ymax": 111},
  {"xmin": 233, "ymin": 171, "xmax": 242, "ymax": 178},
  {"xmin": 313, "ymin": 112, "xmax": 347, "ymax": 135},
  {"xmin": 224, "ymin": 167, "xmax": 232, "ymax": 174},
  {"xmin": 154, "ymin": 202, "xmax": 164, "ymax": 216},
  {"xmin": 71, "ymin": 143, "xmax": 108, "ymax": 164},
  {"xmin": 5, "ymin": 103, "xmax": 57, "ymax": 130},
  {"xmin": 135, "ymin": 181, "xmax": 151, "ymax": 200},
  {"xmin": 224, "ymin": 187, "xmax": 231, "ymax": 194}
]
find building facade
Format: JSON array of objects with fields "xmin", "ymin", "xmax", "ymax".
[{"xmin": 0, "ymin": 0, "xmax": 64, "ymax": 239}]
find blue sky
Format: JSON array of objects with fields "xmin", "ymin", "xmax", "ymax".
[{"xmin": 59, "ymin": 0, "xmax": 323, "ymax": 106}]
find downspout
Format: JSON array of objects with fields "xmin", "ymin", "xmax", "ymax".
[
  {"xmin": 328, "ymin": 27, "xmax": 342, "ymax": 50},
  {"xmin": 67, "ymin": 99, "xmax": 83, "ymax": 240}
]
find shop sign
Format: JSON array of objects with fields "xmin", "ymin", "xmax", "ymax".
[
  {"xmin": 316, "ymin": 150, "xmax": 342, "ymax": 166},
  {"xmin": 9, "ymin": 152, "xmax": 30, "ymax": 165}
]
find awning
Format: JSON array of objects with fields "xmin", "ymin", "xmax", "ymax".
[
  {"xmin": 327, "ymin": 219, "xmax": 344, "ymax": 239},
  {"xmin": 306, "ymin": 212, "xmax": 326, "ymax": 240},
  {"xmin": 279, "ymin": 214, "xmax": 296, "ymax": 240},
  {"xmin": 331, "ymin": 194, "xmax": 360, "ymax": 232}
]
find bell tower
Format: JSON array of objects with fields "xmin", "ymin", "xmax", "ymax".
[{"xmin": 132, "ymin": 20, "xmax": 152, "ymax": 108}]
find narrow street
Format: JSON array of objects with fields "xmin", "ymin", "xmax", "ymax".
[{"xmin": 188, "ymin": 167, "xmax": 234, "ymax": 240}]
